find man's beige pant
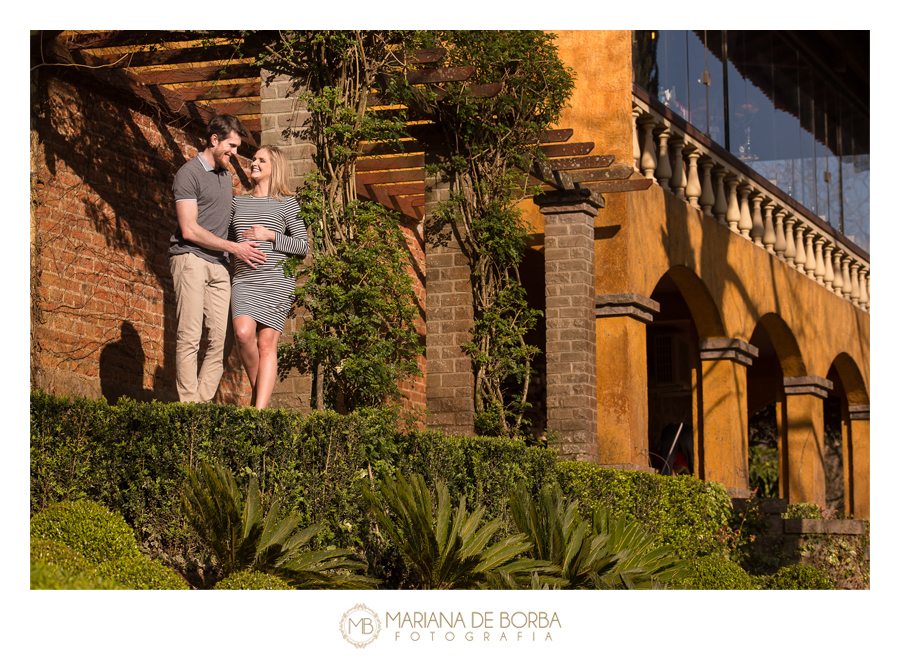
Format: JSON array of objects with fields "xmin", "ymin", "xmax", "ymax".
[{"xmin": 170, "ymin": 253, "xmax": 232, "ymax": 402}]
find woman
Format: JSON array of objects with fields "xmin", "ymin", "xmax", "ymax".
[{"xmin": 230, "ymin": 145, "xmax": 309, "ymax": 409}]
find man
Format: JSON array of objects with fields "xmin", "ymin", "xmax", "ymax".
[{"xmin": 169, "ymin": 114, "xmax": 265, "ymax": 402}]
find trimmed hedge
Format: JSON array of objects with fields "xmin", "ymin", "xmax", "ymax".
[
  {"xmin": 215, "ymin": 571, "xmax": 293, "ymax": 590},
  {"xmin": 30, "ymin": 499, "xmax": 142, "ymax": 565},
  {"xmin": 759, "ymin": 564, "xmax": 835, "ymax": 590},
  {"xmin": 30, "ymin": 561, "xmax": 125, "ymax": 590},
  {"xmin": 556, "ymin": 461, "xmax": 732, "ymax": 558},
  {"xmin": 30, "ymin": 391, "xmax": 557, "ymax": 564},
  {"xmin": 678, "ymin": 554, "xmax": 758, "ymax": 590},
  {"xmin": 95, "ymin": 555, "xmax": 189, "ymax": 590}
]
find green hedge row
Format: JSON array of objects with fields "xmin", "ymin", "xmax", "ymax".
[
  {"xmin": 31, "ymin": 390, "xmax": 746, "ymax": 587},
  {"xmin": 555, "ymin": 461, "xmax": 732, "ymax": 558},
  {"xmin": 30, "ymin": 391, "xmax": 556, "ymax": 563}
]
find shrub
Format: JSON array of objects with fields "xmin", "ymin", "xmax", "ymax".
[
  {"xmin": 30, "ymin": 562, "xmax": 125, "ymax": 590},
  {"xmin": 678, "ymin": 554, "xmax": 758, "ymax": 590},
  {"xmin": 783, "ymin": 502, "xmax": 824, "ymax": 519},
  {"xmin": 214, "ymin": 570, "xmax": 293, "ymax": 590},
  {"xmin": 30, "ymin": 499, "xmax": 141, "ymax": 565},
  {"xmin": 555, "ymin": 461, "xmax": 732, "ymax": 558},
  {"xmin": 760, "ymin": 563, "xmax": 834, "ymax": 590},
  {"xmin": 95, "ymin": 555, "xmax": 189, "ymax": 590},
  {"xmin": 30, "ymin": 538, "xmax": 94, "ymax": 574}
]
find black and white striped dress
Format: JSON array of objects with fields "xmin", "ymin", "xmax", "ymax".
[{"xmin": 230, "ymin": 194, "xmax": 309, "ymax": 332}]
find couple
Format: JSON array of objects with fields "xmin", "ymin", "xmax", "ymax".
[{"xmin": 168, "ymin": 114, "xmax": 309, "ymax": 410}]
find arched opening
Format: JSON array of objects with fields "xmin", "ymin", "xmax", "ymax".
[
  {"xmin": 825, "ymin": 354, "xmax": 870, "ymax": 517},
  {"xmin": 747, "ymin": 314, "xmax": 808, "ymax": 501},
  {"xmin": 645, "ymin": 269, "xmax": 716, "ymax": 476}
]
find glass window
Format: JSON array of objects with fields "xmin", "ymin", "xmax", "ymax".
[{"xmin": 632, "ymin": 30, "xmax": 869, "ymax": 254}]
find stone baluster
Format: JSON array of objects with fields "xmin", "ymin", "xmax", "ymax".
[
  {"xmin": 793, "ymin": 224, "xmax": 807, "ymax": 272},
  {"xmin": 823, "ymin": 243, "xmax": 835, "ymax": 291},
  {"xmin": 858, "ymin": 266, "xmax": 869, "ymax": 310},
  {"xmin": 738, "ymin": 184, "xmax": 753, "ymax": 239},
  {"xmin": 813, "ymin": 236, "xmax": 826, "ymax": 284},
  {"xmin": 803, "ymin": 230, "xmax": 817, "ymax": 279},
  {"xmin": 849, "ymin": 261, "xmax": 861, "ymax": 307},
  {"xmin": 699, "ymin": 158, "xmax": 716, "ymax": 216},
  {"xmin": 670, "ymin": 136, "xmax": 686, "ymax": 199},
  {"xmin": 762, "ymin": 201, "xmax": 776, "ymax": 254},
  {"xmin": 632, "ymin": 106, "xmax": 642, "ymax": 172},
  {"xmin": 726, "ymin": 176, "xmax": 741, "ymax": 233},
  {"xmin": 639, "ymin": 116, "xmax": 658, "ymax": 182},
  {"xmin": 783, "ymin": 215, "xmax": 797, "ymax": 266},
  {"xmin": 655, "ymin": 127, "xmax": 673, "ymax": 192},
  {"xmin": 749, "ymin": 193, "xmax": 764, "ymax": 246},
  {"xmin": 774, "ymin": 208, "xmax": 787, "ymax": 260},
  {"xmin": 866, "ymin": 270, "xmax": 872, "ymax": 311},
  {"xmin": 840, "ymin": 254, "xmax": 852, "ymax": 300},
  {"xmin": 685, "ymin": 147, "xmax": 702, "ymax": 209},
  {"xmin": 713, "ymin": 168, "xmax": 729, "ymax": 226},
  {"xmin": 832, "ymin": 248, "xmax": 844, "ymax": 296}
]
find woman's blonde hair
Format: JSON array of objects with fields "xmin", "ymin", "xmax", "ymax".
[{"xmin": 252, "ymin": 145, "xmax": 292, "ymax": 200}]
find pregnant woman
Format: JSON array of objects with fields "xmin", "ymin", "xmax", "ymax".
[{"xmin": 230, "ymin": 145, "xmax": 309, "ymax": 409}]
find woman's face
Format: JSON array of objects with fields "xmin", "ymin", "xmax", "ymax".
[{"xmin": 250, "ymin": 149, "xmax": 273, "ymax": 184}]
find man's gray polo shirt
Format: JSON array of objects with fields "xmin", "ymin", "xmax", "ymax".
[{"xmin": 169, "ymin": 155, "xmax": 233, "ymax": 266}]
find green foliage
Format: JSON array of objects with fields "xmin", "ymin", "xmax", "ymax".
[
  {"xmin": 182, "ymin": 461, "xmax": 375, "ymax": 588},
  {"xmin": 280, "ymin": 197, "xmax": 423, "ymax": 412},
  {"xmin": 783, "ymin": 502, "xmax": 824, "ymax": 519},
  {"xmin": 363, "ymin": 473, "xmax": 544, "ymax": 589},
  {"xmin": 759, "ymin": 563, "xmax": 835, "ymax": 590},
  {"xmin": 412, "ymin": 30, "xmax": 576, "ymax": 436},
  {"xmin": 509, "ymin": 483, "xmax": 685, "ymax": 589},
  {"xmin": 749, "ymin": 444, "xmax": 779, "ymax": 498},
  {"xmin": 555, "ymin": 461, "xmax": 732, "ymax": 558},
  {"xmin": 590, "ymin": 507, "xmax": 687, "ymax": 588},
  {"xmin": 30, "ymin": 538, "xmax": 94, "ymax": 575},
  {"xmin": 30, "ymin": 561, "xmax": 125, "ymax": 590},
  {"xmin": 30, "ymin": 499, "xmax": 141, "ymax": 566},
  {"xmin": 797, "ymin": 532, "xmax": 869, "ymax": 589},
  {"xmin": 214, "ymin": 570, "xmax": 293, "ymax": 590},
  {"xmin": 678, "ymin": 554, "xmax": 758, "ymax": 590},
  {"xmin": 95, "ymin": 555, "xmax": 189, "ymax": 590}
]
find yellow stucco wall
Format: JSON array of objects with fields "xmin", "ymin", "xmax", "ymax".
[{"xmin": 525, "ymin": 31, "xmax": 870, "ymax": 508}]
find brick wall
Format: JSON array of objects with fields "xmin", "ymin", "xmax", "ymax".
[{"xmin": 31, "ymin": 70, "xmax": 252, "ymax": 405}]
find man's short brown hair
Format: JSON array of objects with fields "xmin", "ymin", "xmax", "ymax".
[{"xmin": 206, "ymin": 114, "xmax": 248, "ymax": 145}]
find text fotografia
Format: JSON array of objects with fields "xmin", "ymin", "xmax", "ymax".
[{"xmin": 386, "ymin": 611, "xmax": 561, "ymax": 642}]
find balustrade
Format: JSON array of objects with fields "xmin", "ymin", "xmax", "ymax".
[{"xmin": 632, "ymin": 94, "xmax": 870, "ymax": 312}]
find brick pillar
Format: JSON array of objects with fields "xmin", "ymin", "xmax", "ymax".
[
  {"xmin": 698, "ymin": 339, "xmax": 759, "ymax": 497},
  {"xmin": 780, "ymin": 376, "xmax": 832, "ymax": 507},
  {"xmin": 846, "ymin": 405, "xmax": 870, "ymax": 518},
  {"xmin": 536, "ymin": 189, "xmax": 601, "ymax": 461},
  {"xmin": 595, "ymin": 294, "xmax": 659, "ymax": 470},
  {"xmin": 260, "ymin": 71, "xmax": 315, "ymax": 411},
  {"xmin": 424, "ymin": 163, "xmax": 475, "ymax": 435}
]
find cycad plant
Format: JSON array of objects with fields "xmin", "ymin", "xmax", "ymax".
[
  {"xmin": 509, "ymin": 483, "xmax": 685, "ymax": 589},
  {"xmin": 590, "ymin": 507, "xmax": 687, "ymax": 589},
  {"xmin": 363, "ymin": 472, "xmax": 552, "ymax": 589},
  {"xmin": 182, "ymin": 462, "xmax": 376, "ymax": 589}
]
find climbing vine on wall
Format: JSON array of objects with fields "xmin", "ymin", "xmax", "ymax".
[
  {"xmin": 413, "ymin": 30, "xmax": 576, "ymax": 436},
  {"xmin": 245, "ymin": 31, "xmax": 425, "ymax": 412}
]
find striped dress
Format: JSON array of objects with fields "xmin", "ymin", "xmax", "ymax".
[{"xmin": 230, "ymin": 194, "xmax": 310, "ymax": 332}]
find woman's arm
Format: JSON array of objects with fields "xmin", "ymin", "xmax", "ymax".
[{"xmin": 241, "ymin": 198, "xmax": 309, "ymax": 257}]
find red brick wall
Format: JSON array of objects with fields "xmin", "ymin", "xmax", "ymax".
[
  {"xmin": 31, "ymin": 69, "xmax": 429, "ymax": 413},
  {"xmin": 31, "ymin": 71, "xmax": 252, "ymax": 405}
]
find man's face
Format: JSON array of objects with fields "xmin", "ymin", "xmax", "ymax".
[{"xmin": 211, "ymin": 130, "xmax": 241, "ymax": 169}]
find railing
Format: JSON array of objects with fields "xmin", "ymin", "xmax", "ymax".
[{"xmin": 632, "ymin": 86, "xmax": 870, "ymax": 313}]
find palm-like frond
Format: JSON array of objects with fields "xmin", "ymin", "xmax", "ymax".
[
  {"xmin": 590, "ymin": 507, "xmax": 687, "ymax": 589},
  {"xmin": 363, "ymin": 473, "xmax": 548, "ymax": 589},
  {"xmin": 509, "ymin": 482, "xmax": 627, "ymax": 589},
  {"xmin": 182, "ymin": 462, "xmax": 377, "ymax": 589}
]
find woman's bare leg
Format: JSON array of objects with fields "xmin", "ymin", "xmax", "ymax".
[
  {"xmin": 233, "ymin": 315, "xmax": 260, "ymax": 405},
  {"xmin": 254, "ymin": 326, "xmax": 281, "ymax": 410}
]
